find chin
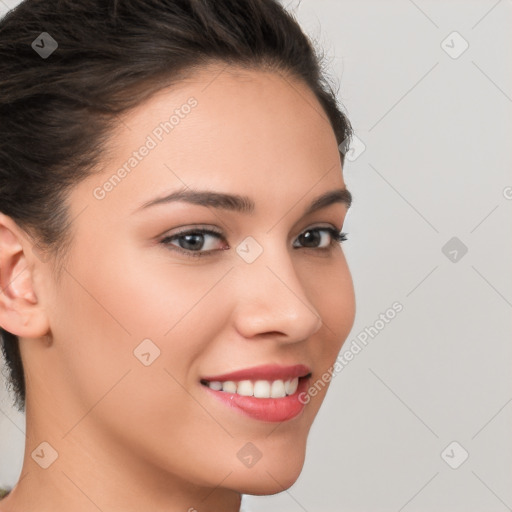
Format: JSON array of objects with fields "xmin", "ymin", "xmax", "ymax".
[
  {"xmin": 231, "ymin": 447, "xmax": 306, "ymax": 496},
  {"xmin": 240, "ymin": 466, "xmax": 304, "ymax": 496}
]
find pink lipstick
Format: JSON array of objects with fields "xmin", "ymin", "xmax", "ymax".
[{"xmin": 200, "ymin": 364, "xmax": 312, "ymax": 422}]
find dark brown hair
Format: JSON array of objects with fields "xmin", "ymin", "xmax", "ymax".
[{"xmin": 0, "ymin": 0, "xmax": 353, "ymax": 411}]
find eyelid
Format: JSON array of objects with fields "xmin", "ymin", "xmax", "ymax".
[
  {"xmin": 159, "ymin": 225, "xmax": 223, "ymax": 241},
  {"xmin": 161, "ymin": 222, "xmax": 342, "ymax": 239}
]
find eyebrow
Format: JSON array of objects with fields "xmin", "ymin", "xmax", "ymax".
[{"xmin": 133, "ymin": 187, "xmax": 352, "ymax": 216}]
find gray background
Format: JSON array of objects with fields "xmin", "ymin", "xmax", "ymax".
[{"xmin": 1, "ymin": 0, "xmax": 511, "ymax": 510}]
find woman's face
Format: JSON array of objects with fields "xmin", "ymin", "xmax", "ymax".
[{"xmin": 32, "ymin": 64, "xmax": 355, "ymax": 496}]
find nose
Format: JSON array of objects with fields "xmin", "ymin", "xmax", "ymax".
[{"xmin": 230, "ymin": 244, "xmax": 323, "ymax": 344}]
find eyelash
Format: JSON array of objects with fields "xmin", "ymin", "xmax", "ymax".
[{"xmin": 159, "ymin": 226, "xmax": 348, "ymax": 258}]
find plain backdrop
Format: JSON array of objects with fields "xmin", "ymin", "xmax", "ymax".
[{"xmin": 1, "ymin": 1, "xmax": 511, "ymax": 511}]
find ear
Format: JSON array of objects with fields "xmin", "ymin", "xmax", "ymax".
[{"xmin": 0, "ymin": 212, "xmax": 50, "ymax": 338}]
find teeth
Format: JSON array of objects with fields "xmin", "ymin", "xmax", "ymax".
[
  {"xmin": 237, "ymin": 380, "xmax": 253, "ymax": 396},
  {"xmin": 253, "ymin": 380, "xmax": 270, "ymax": 398},
  {"xmin": 222, "ymin": 381, "xmax": 237, "ymax": 393},
  {"xmin": 205, "ymin": 377, "xmax": 300, "ymax": 398},
  {"xmin": 209, "ymin": 381, "xmax": 223, "ymax": 391},
  {"xmin": 270, "ymin": 380, "xmax": 286, "ymax": 398},
  {"xmin": 284, "ymin": 378, "xmax": 298, "ymax": 395}
]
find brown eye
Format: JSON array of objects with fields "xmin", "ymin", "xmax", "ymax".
[
  {"xmin": 297, "ymin": 229, "xmax": 322, "ymax": 248},
  {"xmin": 293, "ymin": 227, "xmax": 347, "ymax": 250}
]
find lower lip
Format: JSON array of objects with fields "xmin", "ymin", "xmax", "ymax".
[{"xmin": 201, "ymin": 376, "xmax": 311, "ymax": 422}]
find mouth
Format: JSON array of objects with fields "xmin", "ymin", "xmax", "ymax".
[{"xmin": 200, "ymin": 364, "xmax": 312, "ymax": 423}]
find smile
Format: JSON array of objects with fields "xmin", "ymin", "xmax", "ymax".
[
  {"xmin": 200, "ymin": 364, "xmax": 312, "ymax": 422},
  {"xmin": 201, "ymin": 377, "xmax": 299, "ymax": 398}
]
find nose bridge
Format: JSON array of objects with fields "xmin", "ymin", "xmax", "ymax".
[{"xmin": 232, "ymin": 237, "xmax": 323, "ymax": 340}]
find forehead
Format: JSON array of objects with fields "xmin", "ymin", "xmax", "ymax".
[
  {"xmin": 110, "ymin": 63, "xmax": 340, "ymax": 159},
  {"xmin": 73, "ymin": 64, "xmax": 345, "ymax": 222}
]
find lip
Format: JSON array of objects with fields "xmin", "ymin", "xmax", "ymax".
[
  {"xmin": 201, "ymin": 375, "xmax": 311, "ymax": 422},
  {"xmin": 200, "ymin": 364, "xmax": 312, "ymax": 423},
  {"xmin": 200, "ymin": 364, "xmax": 312, "ymax": 382}
]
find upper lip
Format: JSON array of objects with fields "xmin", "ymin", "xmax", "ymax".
[{"xmin": 201, "ymin": 364, "xmax": 312, "ymax": 382}]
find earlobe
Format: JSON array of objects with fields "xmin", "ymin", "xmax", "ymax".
[{"xmin": 0, "ymin": 213, "xmax": 50, "ymax": 338}]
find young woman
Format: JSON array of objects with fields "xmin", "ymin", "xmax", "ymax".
[{"xmin": 0, "ymin": 0, "xmax": 355, "ymax": 510}]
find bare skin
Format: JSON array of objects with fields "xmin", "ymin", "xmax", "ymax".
[{"xmin": 0, "ymin": 64, "xmax": 355, "ymax": 512}]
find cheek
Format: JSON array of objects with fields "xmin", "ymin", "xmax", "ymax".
[
  {"xmin": 60, "ymin": 239, "xmax": 229, "ymax": 349},
  {"xmin": 108, "ymin": 241, "xmax": 233, "ymax": 337},
  {"xmin": 303, "ymin": 254, "xmax": 355, "ymax": 349},
  {"xmin": 47, "ymin": 247, "xmax": 212, "ymax": 409},
  {"xmin": 53, "ymin": 238, "xmax": 238, "ymax": 393},
  {"xmin": 326, "ymin": 269, "xmax": 356, "ymax": 353},
  {"xmin": 298, "ymin": 256, "xmax": 355, "ymax": 408},
  {"xmin": 48, "ymin": 248, "xmax": 240, "ymax": 479}
]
